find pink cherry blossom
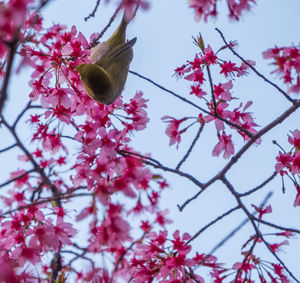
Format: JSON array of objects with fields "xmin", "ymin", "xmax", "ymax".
[
  {"xmin": 251, "ymin": 204, "xmax": 272, "ymax": 219},
  {"xmin": 288, "ymin": 129, "xmax": 300, "ymax": 149},
  {"xmin": 162, "ymin": 116, "xmax": 187, "ymax": 148},
  {"xmin": 212, "ymin": 132, "xmax": 235, "ymax": 159},
  {"xmin": 293, "ymin": 185, "xmax": 300, "ymax": 207},
  {"xmin": 275, "ymin": 152, "xmax": 293, "ymax": 172}
]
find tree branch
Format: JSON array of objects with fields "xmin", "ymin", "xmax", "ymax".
[
  {"xmin": 215, "ymin": 28, "xmax": 296, "ymax": 104},
  {"xmin": 176, "ymin": 123, "xmax": 204, "ymax": 170},
  {"xmin": 84, "ymin": 0, "xmax": 101, "ymax": 21},
  {"xmin": 129, "ymin": 70, "xmax": 253, "ymax": 137}
]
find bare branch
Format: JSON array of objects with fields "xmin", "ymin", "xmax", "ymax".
[
  {"xmin": 89, "ymin": 4, "xmax": 123, "ymax": 48},
  {"xmin": 176, "ymin": 123, "xmax": 204, "ymax": 170},
  {"xmin": 209, "ymin": 192, "xmax": 273, "ymax": 255},
  {"xmin": 85, "ymin": 0, "xmax": 101, "ymax": 21},
  {"xmin": 181, "ymin": 101, "xmax": 299, "ymax": 209},
  {"xmin": 1, "ymin": 116, "xmax": 63, "ymax": 207},
  {"xmin": 0, "ymin": 143, "xmax": 17, "ymax": 153},
  {"xmin": 129, "ymin": 70, "xmax": 253, "ymax": 137},
  {"xmin": 215, "ymin": 28, "xmax": 295, "ymax": 104},
  {"xmin": 0, "ymin": 192, "xmax": 91, "ymax": 217},
  {"xmin": 260, "ymin": 235, "xmax": 300, "ymax": 282},
  {"xmin": 186, "ymin": 205, "xmax": 240, "ymax": 245},
  {"xmin": 235, "ymin": 236, "xmax": 259, "ymax": 282},
  {"xmin": 254, "ymin": 217, "xmax": 300, "ymax": 234},
  {"xmin": 240, "ymin": 172, "xmax": 277, "ymax": 197},
  {"xmin": 206, "ymin": 66, "xmax": 217, "ymax": 115},
  {"xmin": 0, "ymin": 169, "xmax": 36, "ymax": 189},
  {"xmin": 117, "ymin": 150, "xmax": 205, "ymax": 192}
]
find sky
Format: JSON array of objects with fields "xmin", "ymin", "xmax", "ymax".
[{"xmin": 1, "ymin": 0, "xmax": 300, "ymax": 281}]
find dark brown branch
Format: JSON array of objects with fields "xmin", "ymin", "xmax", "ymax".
[
  {"xmin": 254, "ymin": 218, "xmax": 300, "ymax": 234},
  {"xmin": 63, "ymin": 250, "xmax": 95, "ymax": 268},
  {"xmin": 117, "ymin": 150, "xmax": 205, "ymax": 192},
  {"xmin": 222, "ymin": 177, "xmax": 299, "ymax": 282},
  {"xmin": 111, "ymin": 232, "xmax": 147, "ymax": 283},
  {"xmin": 12, "ymin": 100, "xmax": 32, "ymax": 129},
  {"xmin": 240, "ymin": 172, "xmax": 277, "ymax": 197},
  {"xmin": 209, "ymin": 192, "xmax": 273, "ymax": 255},
  {"xmin": 0, "ymin": 143, "xmax": 17, "ymax": 153},
  {"xmin": 260, "ymin": 235, "xmax": 300, "ymax": 282},
  {"xmin": 215, "ymin": 28, "xmax": 295, "ymax": 103},
  {"xmin": 0, "ymin": 192, "xmax": 91, "ymax": 217},
  {"xmin": 180, "ymin": 101, "xmax": 299, "ymax": 209},
  {"xmin": 38, "ymin": 0, "xmax": 52, "ymax": 9},
  {"xmin": 216, "ymin": 102, "xmax": 300, "ymax": 179},
  {"xmin": 0, "ymin": 169, "xmax": 35, "ymax": 189},
  {"xmin": 84, "ymin": 0, "xmax": 101, "ymax": 21},
  {"xmin": 186, "ymin": 205, "xmax": 240, "ymax": 245},
  {"xmin": 221, "ymin": 177, "xmax": 259, "ymax": 234},
  {"xmin": 1, "ymin": 116, "xmax": 63, "ymax": 207},
  {"xmin": 206, "ymin": 66, "xmax": 217, "ymax": 115},
  {"xmin": 89, "ymin": 4, "xmax": 123, "ymax": 48},
  {"xmin": 129, "ymin": 70, "xmax": 253, "ymax": 137},
  {"xmin": 235, "ymin": 236, "xmax": 258, "ymax": 282},
  {"xmin": 66, "ymin": 248, "xmax": 94, "ymax": 269},
  {"xmin": 50, "ymin": 252, "xmax": 61, "ymax": 283},
  {"xmin": 176, "ymin": 123, "xmax": 204, "ymax": 170}
]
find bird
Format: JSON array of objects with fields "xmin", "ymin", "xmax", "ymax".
[{"xmin": 76, "ymin": 14, "xmax": 136, "ymax": 105}]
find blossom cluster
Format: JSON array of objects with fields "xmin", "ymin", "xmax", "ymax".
[
  {"xmin": 163, "ymin": 41, "xmax": 258, "ymax": 159},
  {"xmin": 188, "ymin": 0, "xmax": 256, "ymax": 21},
  {"xmin": 0, "ymin": 1, "xmax": 163, "ymax": 280},
  {"xmin": 263, "ymin": 45, "xmax": 300, "ymax": 95},
  {"xmin": 0, "ymin": 0, "xmax": 33, "ymax": 78},
  {"xmin": 128, "ymin": 230, "xmax": 220, "ymax": 282},
  {"xmin": 275, "ymin": 129, "xmax": 300, "ymax": 206}
]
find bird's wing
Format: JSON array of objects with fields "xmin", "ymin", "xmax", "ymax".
[{"xmin": 95, "ymin": 37, "xmax": 137, "ymax": 69}]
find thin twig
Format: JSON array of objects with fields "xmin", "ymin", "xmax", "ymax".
[
  {"xmin": 0, "ymin": 143, "xmax": 17, "ymax": 153},
  {"xmin": 89, "ymin": 4, "xmax": 123, "ymax": 48},
  {"xmin": 260, "ymin": 235, "xmax": 300, "ymax": 282},
  {"xmin": 180, "ymin": 101, "xmax": 299, "ymax": 209},
  {"xmin": 176, "ymin": 123, "xmax": 204, "ymax": 170},
  {"xmin": 206, "ymin": 66, "xmax": 217, "ymax": 115},
  {"xmin": 209, "ymin": 192, "xmax": 273, "ymax": 255},
  {"xmin": 129, "ymin": 70, "xmax": 253, "ymax": 137},
  {"xmin": 254, "ymin": 218, "xmax": 300, "ymax": 234},
  {"xmin": 1, "ymin": 115, "xmax": 63, "ymax": 207},
  {"xmin": 240, "ymin": 172, "xmax": 277, "ymax": 197},
  {"xmin": 222, "ymin": 177, "xmax": 299, "ymax": 282},
  {"xmin": 12, "ymin": 100, "xmax": 32, "ymax": 129},
  {"xmin": 0, "ymin": 169, "xmax": 36, "ymax": 189},
  {"xmin": 84, "ymin": 0, "xmax": 101, "ymax": 21},
  {"xmin": 235, "ymin": 236, "xmax": 258, "ymax": 282},
  {"xmin": 0, "ymin": 192, "xmax": 91, "ymax": 217},
  {"xmin": 117, "ymin": 149, "xmax": 205, "ymax": 191},
  {"xmin": 221, "ymin": 177, "xmax": 259, "ymax": 234},
  {"xmin": 63, "ymin": 250, "xmax": 95, "ymax": 268},
  {"xmin": 215, "ymin": 28, "xmax": 295, "ymax": 104},
  {"xmin": 110, "ymin": 232, "xmax": 147, "ymax": 283},
  {"xmin": 216, "ymin": 102, "xmax": 300, "ymax": 180},
  {"xmin": 38, "ymin": 0, "xmax": 52, "ymax": 9},
  {"xmin": 186, "ymin": 205, "xmax": 240, "ymax": 245}
]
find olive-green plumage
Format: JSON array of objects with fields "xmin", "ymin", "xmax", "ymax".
[{"xmin": 76, "ymin": 16, "xmax": 136, "ymax": 105}]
